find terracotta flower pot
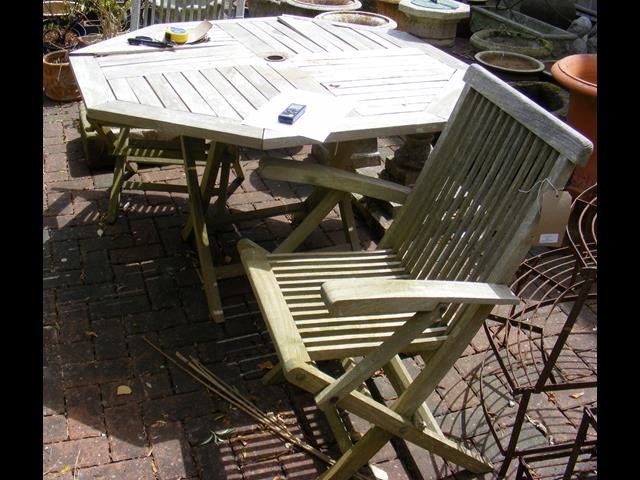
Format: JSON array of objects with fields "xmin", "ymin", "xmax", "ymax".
[
  {"xmin": 551, "ymin": 54, "xmax": 597, "ymax": 196},
  {"xmin": 374, "ymin": 0, "xmax": 408, "ymax": 31},
  {"xmin": 43, "ymin": 50, "xmax": 81, "ymax": 102}
]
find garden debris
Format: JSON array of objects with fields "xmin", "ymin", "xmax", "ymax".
[
  {"xmin": 257, "ymin": 360, "xmax": 274, "ymax": 370},
  {"xmin": 199, "ymin": 428, "xmax": 235, "ymax": 446},
  {"xmin": 570, "ymin": 391, "xmax": 585, "ymax": 399},
  {"xmin": 525, "ymin": 414, "xmax": 548, "ymax": 436},
  {"xmin": 143, "ymin": 337, "xmax": 374, "ymax": 480},
  {"xmin": 116, "ymin": 385, "xmax": 132, "ymax": 395}
]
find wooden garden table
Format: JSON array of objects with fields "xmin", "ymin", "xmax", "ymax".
[{"xmin": 69, "ymin": 15, "xmax": 468, "ymax": 322}]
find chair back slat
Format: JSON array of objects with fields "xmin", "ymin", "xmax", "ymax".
[
  {"xmin": 380, "ymin": 65, "xmax": 592, "ymax": 333},
  {"xmin": 373, "ymin": 65, "xmax": 592, "ymax": 395},
  {"xmin": 131, "ymin": 0, "xmax": 243, "ymax": 29}
]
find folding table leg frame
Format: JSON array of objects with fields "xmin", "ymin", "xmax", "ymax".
[
  {"xmin": 180, "ymin": 136, "xmax": 228, "ymax": 323},
  {"xmin": 273, "ymin": 140, "xmax": 365, "ymax": 253}
]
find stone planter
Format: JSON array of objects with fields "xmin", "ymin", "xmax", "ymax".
[
  {"xmin": 551, "ymin": 53, "xmax": 597, "ymax": 196},
  {"xmin": 43, "ymin": 50, "xmax": 81, "ymax": 102},
  {"xmin": 398, "ymin": 0, "xmax": 470, "ymax": 47},
  {"xmin": 474, "ymin": 50, "xmax": 544, "ymax": 81},
  {"xmin": 314, "ymin": 10, "xmax": 397, "ymax": 30},
  {"xmin": 470, "ymin": 28, "xmax": 553, "ymax": 58},
  {"xmin": 470, "ymin": 6, "xmax": 578, "ymax": 58},
  {"xmin": 251, "ymin": 0, "xmax": 361, "ymax": 18}
]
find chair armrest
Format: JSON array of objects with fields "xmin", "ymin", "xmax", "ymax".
[
  {"xmin": 259, "ymin": 157, "xmax": 411, "ymax": 204},
  {"xmin": 321, "ymin": 279, "xmax": 519, "ymax": 317}
]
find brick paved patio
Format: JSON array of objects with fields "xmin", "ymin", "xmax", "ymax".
[{"xmin": 43, "ymin": 56, "xmax": 597, "ymax": 479}]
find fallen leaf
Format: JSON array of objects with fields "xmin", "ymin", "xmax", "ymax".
[
  {"xmin": 370, "ymin": 464, "xmax": 389, "ymax": 480},
  {"xmin": 257, "ymin": 360, "xmax": 274, "ymax": 370},
  {"xmin": 546, "ymin": 392, "xmax": 556, "ymax": 404},
  {"xmin": 60, "ymin": 465, "xmax": 73, "ymax": 474},
  {"xmin": 525, "ymin": 414, "xmax": 548, "ymax": 436},
  {"xmin": 116, "ymin": 385, "xmax": 132, "ymax": 395},
  {"xmin": 570, "ymin": 391, "xmax": 584, "ymax": 399},
  {"xmin": 199, "ymin": 432, "xmax": 215, "ymax": 446},
  {"xmin": 150, "ymin": 420, "xmax": 167, "ymax": 428},
  {"xmin": 85, "ymin": 330, "xmax": 98, "ymax": 338},
  {"xmin": 215, "ymin": 428, "xmax": 235, "ymax": 438}
]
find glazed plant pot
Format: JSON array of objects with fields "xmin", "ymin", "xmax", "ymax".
[
  {"xmin": 508, "ymin": 80, "xmax": 567, "ymax": 117},
  {"xmin": 43, "ymin": 50, "xmax": 81, "ymax": 102},
  {"xmin": 551, "ymin": 53, "xmax": 597, "ymax": 196},
  {"xmin": 474, "ymin": 50, "xmax": 545, "ymax": 82}
]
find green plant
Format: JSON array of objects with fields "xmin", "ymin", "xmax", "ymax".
[
  {"xmin": 42, "ymin": 1, "xmax": 87, "ymax": 51},
  {"xmin": 85, "ymin": 0, "xmax": 132, "ymax": 38}
]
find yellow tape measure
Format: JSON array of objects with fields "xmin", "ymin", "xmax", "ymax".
[{"xmin": 165, "ymin": 26, "xmax": 188, "ymax": 44}]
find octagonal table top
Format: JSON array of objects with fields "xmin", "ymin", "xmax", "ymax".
[{"xmin": 70, "ymin": 15, "xmax": 468, "ymax": 149}]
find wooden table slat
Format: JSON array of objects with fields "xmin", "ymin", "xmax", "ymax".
[
  {"xmin": 101, "ymin": 46, "xmax": 257, "ymax": 79},
  {"xmin": 217, "ymin": 66, "xmax": 269, "ymax": 110},
  {"xmin": 127, "ymin": 77, "xmax": 165, "ymax": 108},
  {"xmin": 181, "ymin": 70, "xmax": 238, "ymax": 119},
  {"xmin": 108, "ymin": 78, "xmax": 139, "ymax": 103},
  {"xmin": 164, "ymin": 71, "xmax": 216, "ymax": 115},
  {"xmin": 252, "ymin": 18, "xmax": 318, "ymax": 54},
  {"xmin": 146, "ymin": 73, "xmax": 190, "ymax": 111},
  {"xmin": 234, "ymin": 64, "xmax": 281, "ymax": 100},
  {"xmin": 312, "ymin": 21, "xmax": 385, "ymax": 51},
  {"xmin": 277, "ymin": 16, "xmax": 357, "ymax": 52},
  {"xmin": 199, "ymin": 68, "xmax": 256, "ymax": 118}
]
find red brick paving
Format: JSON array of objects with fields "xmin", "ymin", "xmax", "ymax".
[{"xmin": 43, "ymin": 47, "xmax": 596, "ymax": 479}]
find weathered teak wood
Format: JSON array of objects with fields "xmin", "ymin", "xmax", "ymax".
[
  {"xmin": 239, "ymin": 64, "xmax": 593, "ymax": 479},
  {"xmin": 259, "ymin": 158, "xmax": 411, "ymax": 205},
  {"xmin": 130, "ymin": 0, "xmax": 243, "ymax": 31},
  {"xmin": 70, "ymin": 15, "xmax": 471, "ymax": 323}
]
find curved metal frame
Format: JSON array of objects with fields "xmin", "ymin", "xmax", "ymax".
[{"xmin": 479, "ymin": 184, "xmax": 597, "ymax": 478}]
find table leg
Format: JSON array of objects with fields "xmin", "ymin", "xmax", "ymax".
[
  {"xmin": 181, "ymin": 142, "xmax": 225, "ymax": 242},
  {"xmin": 338, "ymin": 192, "xmax": 360, "ymax": 250},
  {"xmin": 280, "ymin": 140, "xmax": 364, "ymax": 252},
  {"xmin": 181, "ymin": 136, "xmax": 225, "ymax": 323}
]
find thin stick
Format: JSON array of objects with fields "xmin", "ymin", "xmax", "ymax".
[{"xmin": 142, "ymin": 337, "xmax": 374, "ymax": 480}]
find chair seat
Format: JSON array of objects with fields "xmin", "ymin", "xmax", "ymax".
[{"xmin": 266, "ymin": 249, "xmax": 449, "ymax": 361}]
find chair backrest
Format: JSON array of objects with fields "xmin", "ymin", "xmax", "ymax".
[
  {"xmin": 130, "ymin": 0, "xmax": 245, "ymax": 31},
  {"xmin": 379, "ymin": 64, "xmax": 592, "ymax": 339}
]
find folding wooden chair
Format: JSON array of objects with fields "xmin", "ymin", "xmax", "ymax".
[{"xmin": 238, "ymin": 64, "xmax": 593, "ymax": 479}]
